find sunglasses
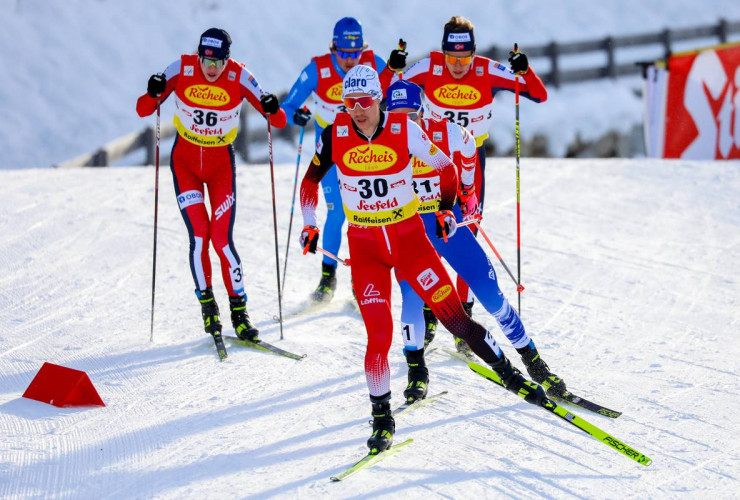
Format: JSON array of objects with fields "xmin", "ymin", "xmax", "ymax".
[
  {"xmin": 343, "ymin": 96, "xmax": 377, "ymax": 110},
  {"xmin": 407, "ymin": 110, "xmax": 422, "ymax": 121},
  {"xmin": 444, "ymin": 54, "xmax": 473, "ymax": 66},
  {"xmin": 336, "ymin": 49, "xmax": 362, "ymax": 60},
  {"xmin": 200, "ymin": 57, "xmax": 226, "ymax": 68}
]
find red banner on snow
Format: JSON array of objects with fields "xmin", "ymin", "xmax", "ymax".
[
  {"xmin": 662, "ymin": 42, "xmax": 740, "ymax": 159},
  {"xmin": 644, "ymin": 42, "xmax": 740, "ymax": 159}
]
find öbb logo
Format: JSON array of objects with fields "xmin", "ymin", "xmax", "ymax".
[
  {"xmin": 326, "ymin": 82, "xmax": 343, "ymax": 102},
  {"xmin": 342, "ymin": 145, "xmax": 397, "ymax": 172},
  {"xmin": 433, "ymin": 84, "xmax": 481, "ymax": 106},
  {"xmin": 185, "ymin": 85, "xmax": 230, "ymax": 107}
]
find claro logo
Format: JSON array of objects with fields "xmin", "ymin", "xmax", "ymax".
[
  {"xmin": 326, "ymin": 82, "xmax": 343, "ymax": 102},
  {"xmin": 342, "ymin": 145, "xmax": 397, "ymax": 172},
  {"xmin": 433, "ymin": 84, "xmax": 481, "ymax": 106},
  {"xmin": 185, "ymin": 85, "xmax": 230, "ymax": 107}
]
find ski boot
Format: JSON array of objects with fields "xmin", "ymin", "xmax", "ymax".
[
  {"xmin": 197, "ymin": 288, "xmax": 222, "ymax": 337},
  {"xmin": 422, "ymin": 305, "xmax": 438, "ymax": 347},
  {"xmin": 229, "ymin": 295, "xmax": 259, "ymax": 342},
  {"xmin": 311, "ymin": 262, "xmax": 337, "ymax": 303},
  {"xmin": 403, "ymin": 349, "xmax": 429, "ymax": 403},
  {"xmin": 367, "ymin": 393, "xmax": 395, "ymax": 454},
  {"xmin": 454, "ymin": 336, "xmax": 474, "ymax": 359},
  {"xmin": 490, "ymin": 353, "xmax": 547, "ymax": 407},
  {"xmin": 517, "ymin": 341, "xmax": 567, "ymax": 398}
]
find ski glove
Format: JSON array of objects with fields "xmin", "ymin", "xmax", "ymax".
[
  {"xmin": 434, "ymin": 210, "xmax": 457, "ymax": 242},
  {"xmin": 300, "ymin": 225, "xmax": 319, "ymax": 254},
  {"xmin": 293, "ymin": 107, "xmax": 312, "ymax": 127},
  {"xmin": 388, "ymin": 39, "xmax": 408, "ymax": 71},
  {"xmin": 260, "ymin": 93, "xmax": 280, "ymax": 115},
  {"xmin": 508, "ymin": 51, "xmax": 529, "ymax": 74},
  {"xmin": 458, "ymin": 184, "xmax": 479, "ymax": 221},
  {"xmin": 147, "ymin": 73, "xmax": 166, "ymax": 98}
]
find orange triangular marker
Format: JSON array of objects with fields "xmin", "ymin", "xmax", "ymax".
[{"xmin": 22, "ymin": 362, "xmax": 105, "ymax": 407}]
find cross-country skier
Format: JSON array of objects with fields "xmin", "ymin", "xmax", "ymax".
[
  {"xmin": 390, "ymin": 15, "xmax": 547, "ymax": 327},
  {"xmin": 280, "ymin": 17, "xmax": 406, "ymax": 303},
  {"xmin": 386, "ymin": 79, "xmax": 567, "ymax": 402},
  {"xmin": 298, "ymin": 65, "xmax": 547, "ymax": 454},
  {"xmin": 136, "ymin": 28, "xmax": 286, "ymax": 346}
]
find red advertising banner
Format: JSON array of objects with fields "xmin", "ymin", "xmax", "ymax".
[{"xmin": 663, "ymin": 42, "xmax": 740, "ymax": 159}]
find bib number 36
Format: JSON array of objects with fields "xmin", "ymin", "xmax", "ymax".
[{"xmin": 193, "ymin": 110, "xmax": 218, "ymax": 126}]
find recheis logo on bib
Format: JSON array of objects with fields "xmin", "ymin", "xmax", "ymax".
[
  {"xmin": 185, "ymin": 85, "xmax": 231, "ymax": 107},
  {"xmin": 412, "ymin": 157, "xmax": 435, "ymax": 176},
  {"xmin": 433, "ymin": 84, "xmax": 481, "ymax": 106},
  {"xmin": 342, "ymin": 145, "xmax": 397, "ymax": 172},
  {"xmin": 326, "ymin": 82, "xmax": 344, "ymax": 102}
]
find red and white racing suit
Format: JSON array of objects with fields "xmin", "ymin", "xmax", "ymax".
[
  {"xmin": 300, "ymin": 111, "xmax": 503, "ymax": 397},
  {"xmin": 393, "ymin": 51, "xmax": 547, "ymax": 202},
  {"xmin": 394, "ymin": 52, "xmax": 547, "ymax": 301},
  {"xmin": 137, "ymin": 54, "xmax": 286, "ymax": 297}
]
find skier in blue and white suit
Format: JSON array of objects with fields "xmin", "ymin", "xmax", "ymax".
[
  {"xmin": 386, "ymin": 80, "xmax": 568, "ymax": 403},
  {"xmin": 281, "ymin": 17, "xmax": 402, "ymax": 303}
]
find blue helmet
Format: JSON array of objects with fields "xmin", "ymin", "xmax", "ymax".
[
  {"xmin": 386, "ymin": 80, "xmax": 423, "ymax": 111},
  {"xmin": 332, "ymin": 17, "xmax": 364, "ymax": 50}
]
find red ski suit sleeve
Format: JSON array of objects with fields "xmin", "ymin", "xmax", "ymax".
[{"xmin": 136, "ymin": 58, "xmax": 287, "ymax": 128}]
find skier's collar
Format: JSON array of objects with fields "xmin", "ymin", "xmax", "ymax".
[{"xmin": 351, "ymin": 111, "xmax": 386, "ymax": 141}]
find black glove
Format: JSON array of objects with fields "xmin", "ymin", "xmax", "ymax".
[
  {"xmin": 508, "ymin": 51, "xmax": 529, "ymax": 74},
  {"xmin": 260, "ymin": 93, "xmax": 280, "ymax": 115},
  {"xmin": 388, "ymin": 38, "xmax": 408, "ymax": 71},
  {"xmin": 434, "ymin": 210, "xmax": 457, "ymax": 242},
  {"xmin": 147, "ymin": 73, "xmax": 166, "ymax": 98},
  {"xmin": 300, "ymin": 225, "xmax": 319, "ymax": 254},
  {"xmin": 293, "ymin": 107, "xmax": 311, "ymax": 127}
]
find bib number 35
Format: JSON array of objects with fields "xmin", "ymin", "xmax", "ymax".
[{"xmin": 443, "ymin": 110, "xmax": 492, "ymax": 127}]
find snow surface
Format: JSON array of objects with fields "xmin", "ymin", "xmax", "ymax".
[
  {"xmin": 1, "ymin": 157, "xmax": 739, "ymax": 498},
  {"xmin": 3, "ymin": 0, "xmax": 740, "ymax": 167}
]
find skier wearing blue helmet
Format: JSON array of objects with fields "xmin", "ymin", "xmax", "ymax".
[{"xmin": 280, "ymin": 18, "xmax": 406, "ymax": 303}]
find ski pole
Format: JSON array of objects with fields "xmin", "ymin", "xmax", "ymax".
[
  {"xmin": 316, "ymin": 246, "xmax": 350, "ymax": 267},
  {"xmin": 281, "ymin": 114, "xmax": 307, "ymax": 296},
  {"xmin": 149, "ymin": 100, "xmax": 161, "ymax": 343},
  {"xmin": 470, "ymin": 218, "xmax": 524, "ymax": 292},
  {"xmin": 514, "ymin": 42, "xmax": 523, "ymax": 315},
  {"xmin": 267, "ymin": 120, "xmax": 284, "ymax": 339},
  {"xmin": 304, "ymin": 241, "xmax": 350, "ymax": 267}
]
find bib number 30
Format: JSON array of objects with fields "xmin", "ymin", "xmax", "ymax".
[{"xmin": 358, "ymin": 178, "xmax": 389, "ymax": 199}]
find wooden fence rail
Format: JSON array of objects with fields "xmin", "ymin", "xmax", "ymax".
[{"xmin": 58, "ymin": 18, "xmax": 740, "ymax": 167}]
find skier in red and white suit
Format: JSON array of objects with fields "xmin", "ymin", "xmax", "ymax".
[
  {"xmin": 137, "ymin": 28, "xmax": 286, "ymax": 343},
  {"xmin": 390, "ymin": 15, "xmax": 547, "ymax": 314},
  {"xmin": 299, "ymin": 65, "xmax": 545, "ymax": 454}
]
